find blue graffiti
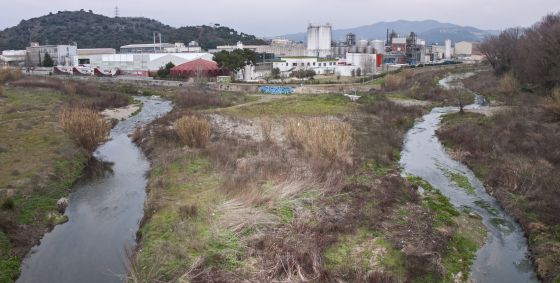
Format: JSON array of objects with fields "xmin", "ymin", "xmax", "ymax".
[{"xmin": 258, "ymin": 86, "xmax": 294, "ymax": 95}]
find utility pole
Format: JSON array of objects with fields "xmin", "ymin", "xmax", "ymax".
[{"xmin": 114, "ymin": 6, "xmax": 119, "ymax": 18}]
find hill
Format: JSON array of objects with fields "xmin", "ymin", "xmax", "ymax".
[
  {"xmin": 279, "ymin": 20, "xmax": 498, "ymax": 44},
  {"xmin": 0, "ymin": 10, "xmax": 266, "ymax": 51}
]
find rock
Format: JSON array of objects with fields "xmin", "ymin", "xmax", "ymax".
[{"xmin": 57, "ymin": 197, "xmax": 69, "ymax": 213}]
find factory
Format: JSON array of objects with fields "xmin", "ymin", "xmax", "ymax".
[{"xmin": 25, "ymin": 42, "xmax": 77, "ymax": 66}]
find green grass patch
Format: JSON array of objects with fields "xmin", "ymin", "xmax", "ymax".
[
  {"xmin": 0, "ymin": 231, "xmax": 20, "ymax": 283},
  {"xmin": 444, "ymin": 170, "xmax": 476, "ymax": 195},
  {"xmin": 407, "ymin": 176, "xmax": 460, "ymax": 227},
  {"xmin": 442, "ymin": 234, "xmax": 479, "ymax": 282},
  {"xmin": 324, "ymin": 229, "xmax": 405, "ymax": 278}
]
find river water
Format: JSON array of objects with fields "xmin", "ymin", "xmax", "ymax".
[
  {"xmin": 17, "ymin": 97, "xmax": 172, "ymax": 283},
  {"xmin": 400, "ymin": 73, "xmax": 538, "ymax": 282}
]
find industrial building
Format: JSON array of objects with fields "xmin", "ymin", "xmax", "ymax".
[
  {"xmin": 75, "ymin": 52, "xmax": 213, "ymax": 76},
  {"xmin": 306, "ymin": 24, "xmax": 332, "ymax": 57},
  {"xmin": 454, "ymin": 41, "xmax": 483, "ymax": 61},
  {"xmin": 272, "ymin": 57, "xmax": 337, "ymax": 77},
  {"xmin": 332, "ymin": 33, "xmax": 384, "ymax": 58},
  {"xmin": 26, "ymin": 43, "xmax": 77, "ymax": 66},
  {"xmin": 0, "ymin": 50, "xmax": 26, "ymax": 67},
  {"xmin": 213, "ymin": 39, "xmax": 306, "ymax": 58},
  {"xmin": 119, "ymin": 43, "xmax": 175, "ymax": 53}
]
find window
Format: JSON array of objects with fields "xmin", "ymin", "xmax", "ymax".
[
  {"xmin": 301, "ymin": 63, "xmax": 304, "ymax": 66},
  {"xmin": 313, "ymin": 62, "xmax": 316, "ymax": 66},
  {"xmin": 286, "ymin": 63, "xmax": 289, "ymax": 66},
  {"xmin": 307, "ymin": 62, "xmax": 310, "ymax": 66},
  {"xmin": 292, "ymin": 63, "xmax": 297, "ymax": 67}
]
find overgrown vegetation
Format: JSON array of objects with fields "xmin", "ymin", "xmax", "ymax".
[
  {"xmin": 130, "ymin": 71, "xmax": 488, "ymax": 282},
  {"xmin": 0, "ymin": 73, "xmax": 137, "ymax": 282},
  {"xmin": 481, "ymin": 12, "xmax": 560, "ymax": 90},
  {"xmin": 439, "ymin": 74, "xmax": 560, "ymax": 282}
]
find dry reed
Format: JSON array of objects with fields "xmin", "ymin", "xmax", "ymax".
[
  {"xmin": 59, "ymin": 107, "xmax": 111, "ymax": 152},
  {"xmin": 175, "ymin": 115, "xmax": 211, "ymax": 148},
  {"xmin": 285, "ymin": 118, "xmax": 353, "ymax": 165},
  {"xmin": 498, "ymin": 73, "xmax": 519, "ymax": 93}
]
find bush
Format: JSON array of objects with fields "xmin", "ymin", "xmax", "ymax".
[
  {"xmin": 174, "ymin": 115, "xmax": 211, "ymax": 148},
  {"xmin": 383, "ymin": 73, "xmax": 406, "ymax": 90},
  {"xmin": 59, "ymin": 107, "xmax": 111, "ymax": 152},
  {"xmin": 285, "ymin": 118, "xmax": 353, "ymax": 165},
  {"xmin": 0, "ymin": 85, "xmax": 4, "ymax": 97}
]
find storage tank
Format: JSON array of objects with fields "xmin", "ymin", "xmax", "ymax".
[
  {"xmin": 357, "ymin": 39, "xmax": 369, "ymax": 48},
  {"xmin": 366, "ymin": 46, "xmax": 375, "ymax": 54},
  {"xmin": 318, "ymin": 24, "xmax": 332, "ymax": 51},
  {"xmin": 371, "ymin": 40, "xmax": 385, "ymax": 54},
  {"xmin": 307, "ymin": 25, "xmax": 319, "ymax": 51},
  {"xmin": 445, "ymin": 39, "xmax": 452, "ymax": 59}
]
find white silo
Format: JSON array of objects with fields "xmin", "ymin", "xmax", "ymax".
[
  {"xmin": 318, "ymin": 24, "xmax": 332, "ymax": 51},
  {"xmin": 371, "ymin": 40, "xmax": 385, "ymax": 54},
  {"xmin": 307, "ymin": 24, "xmax": 319, "ymax": 52},
  {"xmin": 445, "ymin": 39, "xmax": 451, "ymax": 59},
  {"xmin": 307, "ymin": 23, "xmax": 332, "ymax": 57}
]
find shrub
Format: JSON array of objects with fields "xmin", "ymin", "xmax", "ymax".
[
  {"xmin": 285, "ymin": 118, "xmax": 353, "ymax": 165},
  {"xmin": 383, "ymin": 73, "xmax": 406, "ymax": 90},
  {"xmin": 0, "ymin": 85, "xmax": 4, "ymax": 97},
  {"xmin": 1, "ymin": 198, "xmax": 15, "ymax": 210},
  {"xmin": 60, "ymin": 107, "xmax": 111, "ymax": 152},
  {"xmin": 174, "ymin": 115, "xmax": 211, "ymax": 148}
]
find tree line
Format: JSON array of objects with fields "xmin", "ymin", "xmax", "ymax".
[{"xmin": 481, "ymin": 12, "xmax": 560, "ymax": 90}]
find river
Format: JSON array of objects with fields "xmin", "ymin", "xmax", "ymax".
[
  {"xmin": 400, "ymin": 73, "xmax": 538, "ymax": 282},
  {"xmin": 16, "ymin": 96, "xmax": 172, "ymax": 283}
]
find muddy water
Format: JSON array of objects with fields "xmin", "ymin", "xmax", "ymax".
[
  {"xmin": 17, "ymin": 97, "xmax": 172, "ymax": 283},
  {"xmin": 400, "ymin": 74, "xmax": 539, "ymax": 282}
]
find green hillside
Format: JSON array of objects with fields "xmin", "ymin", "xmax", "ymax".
[{"xmin": 0, "ymin": 10, "xmax": 266, "ymax": 50}]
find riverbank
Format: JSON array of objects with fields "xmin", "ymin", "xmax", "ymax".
[
  {"xmin": 437, "ymin": 72, "xmax": 560, "ymax": 282},
  {"xmin": 0, "ymin": 75, "xmax": 132, "ymax": 282},
  {"xmin": 131, "ymin": 81, "xmax": 487, "ymax": 282}
]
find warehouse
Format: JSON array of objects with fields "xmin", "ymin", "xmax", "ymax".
[{"xmin": 75, "ymin": 52, "xmax": 213, "ymax": 76}]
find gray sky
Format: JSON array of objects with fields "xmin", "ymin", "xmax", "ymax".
[{"xmin": 1, "ymin": 0, "xmax": 559, "ymax": 36}]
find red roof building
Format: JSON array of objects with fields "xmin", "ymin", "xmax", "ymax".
[{"xmin": 170, "ymin": 58, "xmax": 225, "ymax": 78}]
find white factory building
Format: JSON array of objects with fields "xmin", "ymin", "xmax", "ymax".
[
  {"xmin": 75, "ymin": 52, "xmax": 213, "ymax": 76},
  {"xmin": 212, "ymin": 40, "xmax": 306, "ymax": 57},
  {"xmin": 306, "ymin": 24, "xmax": 332, "ymax": 57},
  {"xmin": 273, "ymin": 57, "xmax": 337, "ymax": 77}
]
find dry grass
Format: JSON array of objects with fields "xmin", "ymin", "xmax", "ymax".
[
  {"xmin": 175, "ymin": 115, "xmax": 211, "ymax": 148},
  {"xmin": 59, "ymin": 107, "xmax": 111, "ymax": 152},
  {"xmin": 0, "ymin": 69, "xmax": 21, "ymax": 84},
  {"xmin": 498, "ymin": 73, "xmax": 519, "ymax": 93},
  {"xmin": 285, "ymin": 118, "xmax": 353, "ymax": 166},
  {"xmin": 260, "ymin": 117, "xmax": 272, "ymax": 142}
]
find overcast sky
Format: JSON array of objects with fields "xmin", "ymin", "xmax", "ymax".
[{"xmin": 1, "ymin": 0, "xmax": 559, "ymax": 36}]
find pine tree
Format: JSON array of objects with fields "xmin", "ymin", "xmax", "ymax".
[{"xmin": 43, "ymin": 52, "xmax": 54, "ymax": 67}]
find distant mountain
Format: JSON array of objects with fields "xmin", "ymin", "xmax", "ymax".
[
  {"xmin": 279, "ymin": 20, "xmax": 498, "ymax": 44},
  {"xmin": 0, "ymin": 10, "xmax": 266, "ymax": 51}
]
